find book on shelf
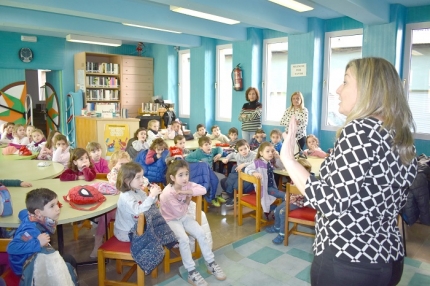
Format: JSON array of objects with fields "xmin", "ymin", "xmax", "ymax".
[
  {"xmin": 86, "ymin": 62, "xmax": 119, "ymax": 74},
  {"xmin": 86, "ymin": 76, "xmax": 119, "ymax": 88},
  {"xmin": 86, "ymin": 89, "xmax": 119, "ymax": 101}
]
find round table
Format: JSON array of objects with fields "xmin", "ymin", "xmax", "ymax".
[
  {"xmin": 0, "ymin": 146, "xmax": 38, "ymax": 161},
  {"xmin": 0, "ymin": 160, "xmax": 65, "ymax": 181}
]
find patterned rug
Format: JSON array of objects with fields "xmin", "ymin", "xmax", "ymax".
[{"xmin": 155, "ymin": 231, "xmax": 430, "ymax": 286}]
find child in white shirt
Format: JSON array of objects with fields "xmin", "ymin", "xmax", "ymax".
[
  {"xmin": 52, "ymin": 134, "xmax": 70, "ymax": 168},
  {"xmin": 209, "ymin": 125, "xmax": 229, "ymax": 143},
  {"xmin": 11, "ymin": 124, "xmax": 29, "ymax": 145},
  {"xmin": 146, "ymin": 120, "xmax": 163, "ymax": 146}
]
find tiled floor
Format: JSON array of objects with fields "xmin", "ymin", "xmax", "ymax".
[{"xmin": 51, "ymin": 205, "xmax": 430, "ymax": 285}]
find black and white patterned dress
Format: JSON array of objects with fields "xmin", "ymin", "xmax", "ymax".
[
  {"xmin": 304, "ymin": 117, "xmax": 417, "ymax": 263},
  {"xmin": 280, "ymin": 107, "xmax": 308, "ymax": 140}
]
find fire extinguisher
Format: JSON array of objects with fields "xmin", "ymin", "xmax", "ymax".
[{"xmin": 231, "ymin": 63, "xmax": 243, "ymax": 91}]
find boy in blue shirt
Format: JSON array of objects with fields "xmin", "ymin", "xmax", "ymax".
[
  {"xmin": 185, "ymin": 136, "xmax": 226, "ymax": 207},
  {"xmin": 270, "ymin": 129, "xmax": 283, "ymax": 153}
]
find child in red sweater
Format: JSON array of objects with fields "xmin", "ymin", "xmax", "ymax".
[{"xmin": 60, "ymin": 148, "xmax": 96, "ymax": 181}]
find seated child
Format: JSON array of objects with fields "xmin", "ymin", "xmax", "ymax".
[
  {"xmin": 52, "ymin": 134, "xmax": 70, "ymax": 168},
  {"xmin": 146, "ymin": 119, "xmax": 163, "ymax": 146},
  {"xmin": 303, "ymin": 134, "xmax": 328, "ymax": 158},
  {"xmin": 209, "ymin": 125, "xmax": 229, "ymax": 143},
  {"xmin": 27, "ymin": 128, "xmax": 46, "ymax": 153},
  {"xmin": 107, "ymin": 150, "xmax": 132, "ymax": 185},
  {"xmin": 270, "ymin": 129, "xmax": 283, "ymax": 153},
  {"xmin": 160, "ymin": 160, "xmax": 226, "ymax": 285},
  {"xmin": 185, "ymin": 136, "xmax": 226, "ymax": 207},
  {"xmin": 193, "ymin": 124, "xmax": 208, "ymax": 139},
  {"xmin": 227, "ymin": 127, "xmax": 240, "ymax": 147},
  {"xmin": 266, "ymin": 158, "xmax": 312, "ymax": 244},
  {"xmin": 11, "ymin": 124, "xmax": 29, "ymax": 146},
  {"xmin": 26, "ymin": 125, "xmax": 35, "ymax": 143},
  {"xmin": 165, "ymin": 135, "xmax": 191, "ymax": 162},
  {"xmin": 38, "ymin": 130, "xmax": 61, "ymax": 160},
  {"xmin": 87, "ymin": 141, "xmax": 110, "ymax": 173},
  {"xmin": 220, "ymin": 140, "xmax": 257, "ymax": 206},
  {"xmin": 249, "ymin": 128, "xmax": 266, "ymax": 151},
  {"xmin": 1, "ymin": 123, "xmax": 14, "ymax": 142},
  {"xmin": 125, "ymin": 127, "xmax": 149, "ymax": 160},
  {"xmin": 244, "ymin": 142, "xmax": 285, "ymax": 217},
  {"xmin": 7, "ymin": 188, "xmax": 77, "ymax": 281},
  {"xmin": 166, "ymin": 120, "xmax": 183, "ymax": 140},
  {"xmin": 60, "ymin": 148, "xmax": 96, "ymax": 181},
  {"xmin": 145, "ymin": 138, "xmax": 168, "ymax": 165}
]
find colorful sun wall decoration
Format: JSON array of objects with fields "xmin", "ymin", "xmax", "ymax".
[{"xmin": 0, "ymin": 81, "xmax": 27, "ymax": 126}]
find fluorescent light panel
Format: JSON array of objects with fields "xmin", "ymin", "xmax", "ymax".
[
  {"xmin": 66, "ymin": 34, "xmax": 122, "ymax": 47},
  {"xmin": 170, "ymin": 6, "xmax": 239, "ymax": 25},
  {"xmin": 21, "ymin": 35, "xmax": 37, "ymax": 42},
  {"xmin": 122, "ymin": 23, "xmax": 181, "ymax": 34},
  {"xmin": 269, "ymin": 0, "xmax": 314, "ymax": 12}
]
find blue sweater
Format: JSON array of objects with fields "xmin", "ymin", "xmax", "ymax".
[
  {"xmin": 185, "ymin": 147, "xmax": 223, "ymax": 169},
  {"xmin": 135, "ymin": 149, "xmax": 169, "ymax": 184}
]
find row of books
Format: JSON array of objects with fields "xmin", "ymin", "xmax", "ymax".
[
  {"xmin": 86, "ymin": 62, "xmax": 119, "ymax": 74},
  {"xmin": 86, "ymin": 89, "xmax": 119, "ymax": 101},
  {"xmin": 86, "ymin": 76, "xmax": 119, "ymax": 88}
]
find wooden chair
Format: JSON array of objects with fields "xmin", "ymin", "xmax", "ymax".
[
  {"xmin": 0, "ymin": 239, "xmax": 20, "ymax": 286},
  {"xmin": 284, "ymin": 183, "xmax": 316, "ymax": 246},
  {"xmin": 163, "ymin": 195, "xmax": 202, "ymax": 274},
  {"xmin": 97, "ymin": 213, "xmax": 157, "ymax": 286},
  {"xmin": 236, "ymin": 172, "xmax": 277, "ymax": 233}
]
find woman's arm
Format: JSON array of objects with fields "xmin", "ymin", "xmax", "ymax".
[
  {"xmin": 280, "ymin": 109, "xmax": 291, "ymax": 127},
  {"xmin": 296, "ymin": 108, "xmax": 309, "ymax": 137}
]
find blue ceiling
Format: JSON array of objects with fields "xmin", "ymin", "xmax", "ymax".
[{"xmin": 0, "ymin": 0, "xmax": 429, "ymax": 47}]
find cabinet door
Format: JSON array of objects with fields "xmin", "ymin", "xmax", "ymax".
[
  {"xmin": 122, "ymin": 81, "xmax": 153, "ymax": 91},
  {"xmin": 122, "ymin": 66, "xmax": 152, "ymax": 76},
  {"xmin": 123, "ymin": 57, "xmax": 153, "ymax": 68}
]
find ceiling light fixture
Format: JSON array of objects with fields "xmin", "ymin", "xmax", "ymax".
[
  {"xmin": 66, "ymin": 34, "xmax": 122, "ymax": 47},
  {"xmin": 122, "ymin": 23, "xmax": 181, "ymax": 34},
  {"xmin": 170, "ymin": 6, "xmax": 240, "ymax": 25},
  {"xmin": 268, "ymin": 0, "xmax": 314, "ymax": 12}
]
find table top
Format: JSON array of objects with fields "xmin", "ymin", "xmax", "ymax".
[
  {"xmin": 1, "ymin": 179, "xmax": 118, "ymax": 227},
  {"xmin": 0, "ymin": 160, "xmax": 65, "ymax": 181},
  {"xmin": 274, "ymin": 157, "xmax": 325, "ymax": 178}
]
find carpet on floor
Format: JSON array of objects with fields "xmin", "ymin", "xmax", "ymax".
[{"xmin": 155, "ymin": 231, "xmax": 430, "ymax": 286}]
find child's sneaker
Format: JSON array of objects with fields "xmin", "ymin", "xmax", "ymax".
[
  {"xmin": 272, "ymin": 234, "xmax": 285, "ymax": 245},
  {"xmin": 265, "ymin": 226, "xmax": 279, "ymax": 233},
  {"xmin": 225, "ymin": 198, "xmax": 235, "ymax": 207},
  {"xmin": 211, "ymin": 199, "xmax": 220, "ymax": 207},
  {"xmin": 188, "ymin": 270, "xmax": 208, "ymax": 286},
  {"xmin": 206, "ymin": 261, "xmax": 226, "ymax": 281},
  {"xmin": 216, "ymin": 196, "xmax": 226, "ymax": 203}
]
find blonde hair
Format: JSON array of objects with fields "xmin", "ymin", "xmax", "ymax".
[
  {"xmin": 306, "ymin": 134, "xmax": 319, "ymax": 146},
  {"xmin": 109, "ymin": 150, "xmax": 131, "ymax": 169},
  {"xmin": 297, "ymin": 158, "xmax": 312, "ymax": 173},
  {"xmin": 147, "ymin": 119, "xmax": 159, "ymax": 130},
  {"xmin": 338, "ymin": 57, "xmax": 415, "ymax": 165},
  {"xmin": 12, "ymin": 124, "xmax": 25, "ymax": 135},
  {"xmin": 86, "ymin": 141, "xmax": 102, "ymax": 152},
  {"xmin": 45, "ymin": 130, "xmax": 61, "ymax": 149},
  {"xmin": 287, "ymin": 91, "xmax": 305, "ymax": 111},
  {"xmin": 255, "ymin": 142, "xmax": 272, "ymax": 159},
  {"xmin": 54, "ymin": 134, "xmax": 68, "ymax": 145},
  {"xmin": 32, "ymin": 128, "xmax": 45, "ymax": 137}
]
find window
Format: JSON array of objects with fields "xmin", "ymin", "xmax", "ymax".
[
  {"xmin": 178, "ymin": 50, "xmax": 190, "ymax": 118},
  {"xmin": 321, "ymin": 29, "xmax": 363, "ymax": 130},
  {"xmin": 215, "ymin": 44, "xmax": 233, "ymax": 121},
  {"xmin": 403, "ymin": 23, "xmax": 430, "ymax": 138},
  {"xmin": 262, "ymin": 37, "xmax": 288, "ymax": 125}
]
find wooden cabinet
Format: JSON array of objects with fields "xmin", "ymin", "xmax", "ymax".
[{"xmin": 74, "ymin": 52, "xmax": 153, "ymax": 117}]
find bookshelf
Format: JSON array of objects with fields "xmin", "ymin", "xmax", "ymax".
[{"xmin": 74, "ymin": 52, "xmax": 153, "ymax": 117}]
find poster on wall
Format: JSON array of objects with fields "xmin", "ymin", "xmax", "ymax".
[{"xmin": 104, "ymin": 124, "xmax": 129, "ymax": 156}]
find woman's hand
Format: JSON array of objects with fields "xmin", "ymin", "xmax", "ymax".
[{"xmin": 280, "ymin": 115, "xmax": 298, "ymax": 163}]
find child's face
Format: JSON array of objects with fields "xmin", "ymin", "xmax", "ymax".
[
  {"xmin": 16, "ymin": 126, "xmax": 26, "ymax": 138},
  {"xmin": 170, "ymin": 167, "xmax": 189, "ymax": 187},
  {"xmin": 228, "ymin": 132, "xmax": 238, "ymax": 142},
  {"xmin": 32, "ymin": 132, "xmax": 44, "ymax": 143},
  {"xmin": 200, "ymin": 142, "xmax": 212, "ymax": 154},
  {"xmin": 5, "ymin": 125, "xmax": 13, "ymax": 134},
  {"xmin": 259, "ymin": 146, "xmax": 274, "ymax": 161},
  {"xmin": 197, "ymin": 127, "xmax": 206, "ymax": 136},
  {"xmin": 155, "ymin": 146, "xmax": 165, "ymax": 155},
  {"xmin": 255, "ymin": 133, "xmax": 264, "ymax": 143},
  {"xmin": 89, "ymin": 148, "xmax": 102, "ymax": 162},
  {"xmin": 307, "ymin": 137, "xmax": 318, "ymax": 150},
  {"xmin": 73, "ymin": 153, "xmax": 90, "ymax": 169},
  {"xmin": 211, "ymin": 127, "xmax": 220, "ymax": 137},
  {"xmin": 172, "ymin": 123, "xmax": 181, "ymax": 132},
  {"xmin": 26, "ymin": 126, "xmax": 34, "ymax": 138},
  {"xmin": 238, "ymin": 144, "xmax": 250, "ymax": 157},
  {"xmin": 114, "ymin": 157, "xmax": 130, "ymax": 169},
  {"xmin": 51, "ymin": 132, "xmax": 60, "ymax": 144},
  {"xmin": 137, "ymin": 130, "xmax": 147, "ymax": 142},
  {"xmin": 37, "ymin": 197, "xmax": 61, "ymax": 221},
  {"xmin": 150, "ymin": 122, "xmax": 160, "ymax": 131},
  {"xmin": 129, "ymin": 170, "xmax": 145, "ymax": 190},
  {"xmin": 270, "ymin": 133, "xmax": 281, "ymax": 144},
  {"xmin": 175, "ymin": 138, "xmax": 186, "ymax": 150},
  {"xmin": 55, "ymin": 140, "xmax": 68, "ymax": 151}
]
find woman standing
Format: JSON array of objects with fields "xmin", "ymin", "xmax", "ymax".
[
  {"xmin": 280, "ymin": 91, "xmax": 308, "ymax": 149},
  {"xmin": 280, "ymin": 58, "xmax": 417, "ymax": 286},
  {"xmin": 238, "ymin": 87, "xmax": 262, "ymax": 142}
]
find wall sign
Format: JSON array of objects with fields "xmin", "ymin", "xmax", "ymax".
[{"xmin": 291, "ymin": 64, "xmax": 306, "ymax": 77}]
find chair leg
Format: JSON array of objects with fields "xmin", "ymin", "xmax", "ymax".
[
  {"xmin": 97, "ymin": 250, "xmax": 105, "ymax": 286},
  {"xmin": 233, "ymin": 190, "xmax": 237, "ymax": 217},
  {"xmin": 203, "ymin": 200, "xmax": 208, "ymax": 213},
  {"xmin": 137, "ymin": 267, "xmax": 145, "ymax": 286},
  {"xmin": 164, "ymin": 248, "xmax": 171, "ymax": 273},
  {"xmin": 238, "ymin": 202, "xmax": 243, "ymax": 226},
  {"xmin": 256, "ymin": 206, "xmax": 261, "ymax": 233},
  {"xmin": 116, "ymin": 259, "xmax": 123, "ymax": 274}
]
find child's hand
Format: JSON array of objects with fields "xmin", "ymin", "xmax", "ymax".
[
  {"xmin": 273, "ymin": 150, "xmax": 280, "ymax": 158},
  {"xmin": 174, "ymin": 155, "xmax": 183, "ymax": 158},
  {"xmin": 78, "ymin": 175, "xmax": 85, "ymax": 180},
  {"xmin": 235, "ymin": 163, "xmax": 246, "ymax": 172},
  {"xmin": 20, "ymin": 181, "xmax": 32, "ymax": 187},
  {"xmin": 213, "ymin": 154, "xmax": 221, "ymax": 162},
  {"xmin": 148, "ymin": 184, "xmax": 161, "ymax": 197},
  {"xmin": 38, "ymin": 233, "xmax": 50, "ymax": 247},
  {"xmin": 252, "ymin": 172, "xmax": 262, "ymax": 179},
  {"xmin": 221, "ymin": 158, "xmax": 228, "ymax": 164}
]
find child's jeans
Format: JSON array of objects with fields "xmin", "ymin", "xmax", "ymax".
[
  {"xmin": 220, "ymin": 171, "xmax": 254, "ymax": 198},
  {"xmin": 268, "ymin": 186, "xmax": 285, "ymax": 212},
  {"xmin": 273, "ymin": 202, "xmax": 299, "ymax": 235}
]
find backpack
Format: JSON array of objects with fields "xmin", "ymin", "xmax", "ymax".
[
  {"xmin": 20, "ymin": 246, "xmax": 78, "ymax": 286},
  {"xmin": 0, "ymin": 184, "xmax": 13, "ymax": 217},
  {"xmin": 63, "ymin": 185, "xmax": 106, "ymax": 211}
]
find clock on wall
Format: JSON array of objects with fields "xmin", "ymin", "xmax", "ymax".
[{"xmin": 19, "ymin": 48, "xmax": 33, "ymax": 63}]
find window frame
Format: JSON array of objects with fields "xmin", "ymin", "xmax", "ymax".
[
  {"xmin": 178, "ymin": 49, "xmax": 190, "ymax": 118},
  {"xmin": 402, "ymin": 22, "xmax": 430, "ymax": 140},
  {"xmin": 215, "ymin": 44, "xmax": 233, "ymax": 122},
  {"xmin": 321, "ymin": 28, "xmax": 363, "ymax": 131},
  {"xmin": 262, "ymin": 36, "xmax": 288, "ymax": 126}
]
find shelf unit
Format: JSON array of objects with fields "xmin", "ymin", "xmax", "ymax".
[{"xmin": 74, "ymin": 52, "xmax": 153, "ymax": 116}]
